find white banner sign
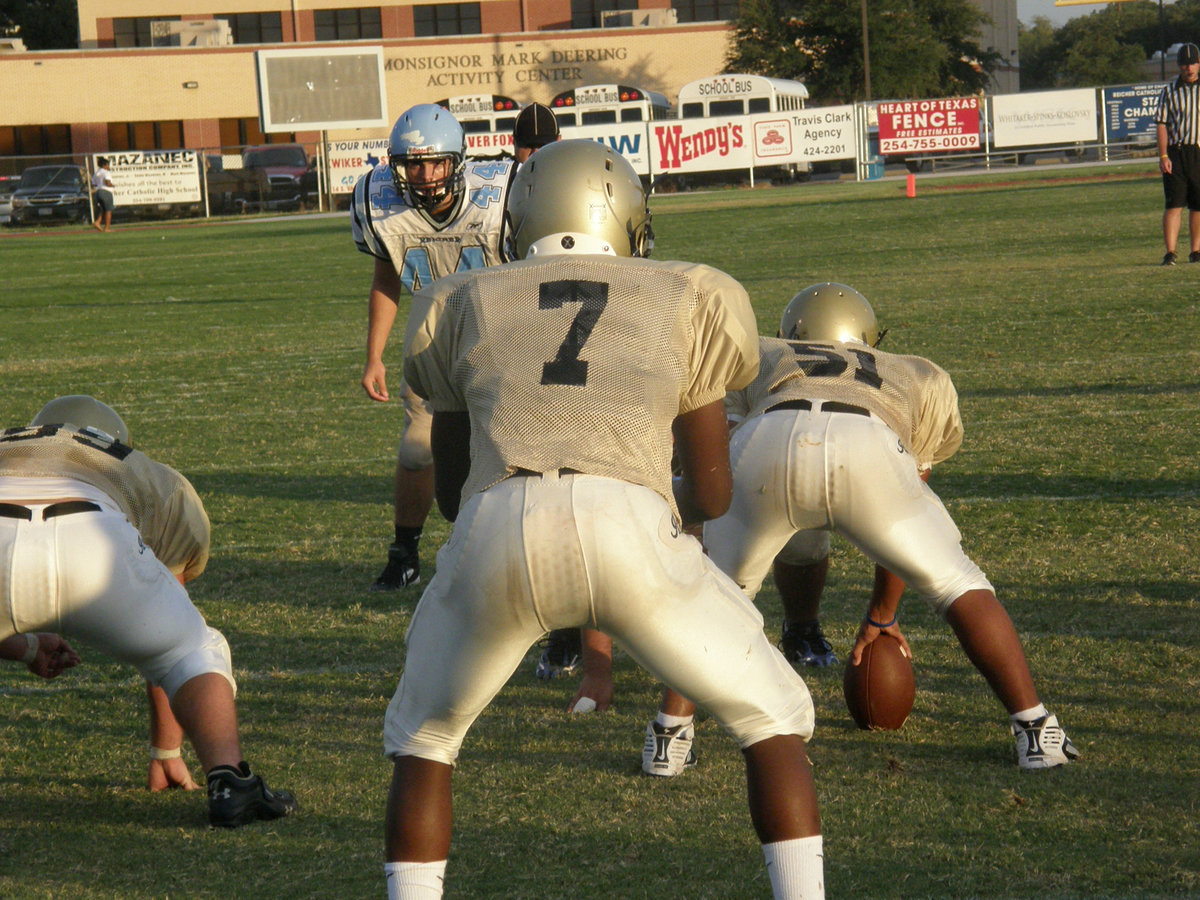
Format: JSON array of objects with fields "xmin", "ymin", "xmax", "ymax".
[
  {"xmin": 790, "ymin": 105, "xmax": 856, "ymax": 162},
  {"xmin": 559, "ymin": 122, "xmax": 651, "ymax": 175},
  {"xmin": 991, "ymin": 89, "xmax": 1098, "ymax": 148},
  {"xmin": 99, "ymin": 150, "xmax": 202, "ymax": 205},
  {"xmin": 325, "ymin": 138, "xmax": 390, "ymax": 194}
]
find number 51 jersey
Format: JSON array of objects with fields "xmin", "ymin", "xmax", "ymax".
[{"xmin": 350, "ymin": 158, "xmax": 514, "ymax": 293}]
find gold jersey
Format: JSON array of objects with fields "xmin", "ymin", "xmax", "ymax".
[
  {"xmin": 404, "ymin": 255, "xmax": 760, "ymax": 514},
  {"xmin": 728, "ymin": 336, "xmax": 963, "ymax": 469},
  {"xmin": 0, "ymin": 425, "xmax": 210, "ymax": 581}
]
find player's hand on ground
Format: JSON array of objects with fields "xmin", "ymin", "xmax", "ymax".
[
  {"xmin": 568, "ymin": 673, "xmax": 613, "ymax": 713},
  {"xmin": 362, "ymin": 360, "xmax": 390, "ymax": 402},
  {"xmin": 27, "ymin": 633, "xmax": 81, "ymax": 679},
  {"xmin": 849, "ymin": 621, "xmax": 912, "ymax": 666},
  {"xmin": 147, "ymin": 756, "xmax": 200, "ymax": 791}
]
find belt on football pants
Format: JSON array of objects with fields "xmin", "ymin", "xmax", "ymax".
[
  {"xmin": 511, "ymin": 467, "xmax": 583, "ymax": 478},
  {"xmin": 766, "ymin": 398, "xmax": 871, "ymax": 417},
  {"xmin": 0, "ymin": 500, "xmax": 103, "ymax": 521}
]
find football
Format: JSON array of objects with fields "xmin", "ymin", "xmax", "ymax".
[{"xmin": 842, "ymin": 633, "xmax": 915, "ymax": 730}]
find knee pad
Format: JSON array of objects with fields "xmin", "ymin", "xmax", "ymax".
[{"xmin": 157, "ymin": 626, "xmax": 237, "ymax": 701}]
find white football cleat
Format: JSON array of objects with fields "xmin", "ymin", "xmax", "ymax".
[
  {"xmin": 641, "ymin": 720, "xmax": 697, "ymax": 777},
  {"xmin": 1012, "ymin": 713, "xmax": 1079, "ymax": 769}
]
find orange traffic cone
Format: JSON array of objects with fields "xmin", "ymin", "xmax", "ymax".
[{"xmin": 905, "ymin": 172, "xmax": 916, "ymax": 198}]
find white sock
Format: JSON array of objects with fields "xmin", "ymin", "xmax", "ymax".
[
  {"xmin": 763, "ymin": 835, "xmax": 824, "ymax": 900},
  {"xmin": 655, "ymin": 711, "xmax": 693, "ymax": 729},
  {"xmin": 384, "ymin": 861, "xmax": 447, "ymax": 899},
  {"xmin": 1011, "ymin": 703, "xmax": 1048, "ymax": 723}
]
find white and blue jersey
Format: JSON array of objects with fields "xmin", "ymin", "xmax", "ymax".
[{"xmin": 351, "ymin": 158, "xmax": 513, "ymax": 294}]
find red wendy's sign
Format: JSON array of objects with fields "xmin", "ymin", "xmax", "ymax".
[{"xmin": 876, "ymin": 97, "xmax": 981, "ymax": 155}]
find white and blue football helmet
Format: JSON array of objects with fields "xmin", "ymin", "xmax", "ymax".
[{"xmin": 388, "ymin": 103, "xmax": 466, "ymax": 211}]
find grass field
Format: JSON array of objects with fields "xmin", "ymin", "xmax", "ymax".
[{"xmin": 1, "ymin": 162, "xmax": 1198, "ymax": 899}]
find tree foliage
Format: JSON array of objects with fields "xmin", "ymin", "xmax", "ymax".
[
  {"xmin": 724, "ymin": 0, "xmax": 999, "ymax": 103},
  {"xmin": 1019, "ymin": 0, "xmax": 1200, "ymax": 89},
  {"xmin": 0, "ymin": 0, "xmax": 78, "ymax": 49}
]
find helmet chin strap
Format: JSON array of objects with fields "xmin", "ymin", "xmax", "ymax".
[{"xmin": 525, "ymin": 233, "xmax": 619, "ymax": 258}]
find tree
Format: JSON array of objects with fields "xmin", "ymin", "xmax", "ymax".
[
  {"xmin": 724, "ymin": 0, "xmax": 998, "ymax": 103},
  {"xmin": 0, "ymin": 0, "xmax": 78, "ymax": 49}
]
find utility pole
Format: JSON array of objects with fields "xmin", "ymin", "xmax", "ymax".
[{"xmin": 861, "ymin": 0, "xmax": 872, "ymax": 100}]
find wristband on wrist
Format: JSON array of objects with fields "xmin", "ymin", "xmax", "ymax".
[
  {"xmin": 1161, "ymin": 154, "xmax": 1170, "ymax": 159},
  {"xmin": 22, "ymin": 633, "xmax": 40, "ymax": 664},
  {"xmin": 149, "ymin": 746, "xmax": 182, "ymax": 760},
  {"xmin": 865, "ymin": 613, "xmax": 897, "ymax": 629}
]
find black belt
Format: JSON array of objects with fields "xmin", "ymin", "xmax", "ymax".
[
  {"xmin": 766, "ymin": 399, "xmax": 871, "ymax": 417},
  {"xmin": 0, "ymin": 500, "xmax": 103, "ymax": 521},
  {"xmin": 511, "ymin": 467, "xmax": 583, "ymax": 477}
]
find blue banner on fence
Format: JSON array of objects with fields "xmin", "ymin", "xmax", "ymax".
[{"xmin": 1103, "ymin": 83, "xmax": 1167, "ymax": 142}]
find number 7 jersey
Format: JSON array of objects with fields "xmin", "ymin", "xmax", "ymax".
[
  {"xmin": 350, "ymin": 158, "xmax": 514, "ymax": 293},
  {"xmin": 729, "ymin": 336, "xmax": 964, "ymax": 470}
]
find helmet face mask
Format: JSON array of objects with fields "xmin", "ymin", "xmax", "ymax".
[
  {"xmin": 505, "ymin": 140, "xmax": 653, "ymax": 260},
  {"xmin": 31, "ymin": 395, "xmax": 130, "ymax": 445},
  {"xmin": 387, "ymin": 104, "xmax": 466, "ymax": 213},
  {"xmin": 780, "ymin": 283, "xmax": 881, "ymax": 347}
]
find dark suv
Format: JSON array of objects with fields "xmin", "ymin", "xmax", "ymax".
[
  {"xmin": 241, "ymin": 144, "xmax": 317, "ymax": 210},
  {"xmin": 8, "ymin": 164, "xmax": 91, "ymax": 226}
]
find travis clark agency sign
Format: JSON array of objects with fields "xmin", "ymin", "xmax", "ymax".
[
  {"xmin": 876, "ymin": 98, "xmax": 981, "ymax": 155},
  {"xmin": 385, "ymin": 46, "xmax": 629, "ymax": 89}
]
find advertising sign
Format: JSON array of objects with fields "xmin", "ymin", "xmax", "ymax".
[
  {"xmin": 790, "ymin": 105, "xmax": 856, "ymax": 162},
  {"xmin": 560, "ymin": 122, "xmax": 651, "ymax": 175},
  {"xmin": 325, "ymin": 138, "xmax": 389, "ymax": 194},
  {"xmin": 98, "ymin": 150, "xmax": 202, "ymax": 205},
  {"xmin": 876, "ymin": 98, "xmax": 981, "ymax": 154},
  {"xmin": 1103, "ymin": 83, "xmax": 1167, "ymax": 142},
  {"xmin": 992, "ymin": 89, "xmax": 1098, "ymax": 147}
]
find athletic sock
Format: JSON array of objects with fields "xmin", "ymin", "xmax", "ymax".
[
  {"xmin": 1010, "ymin": 703, "xmax": 1048, "ymax": 724},
  {"xmin": 384, "ymin": 860, "xmax": 446, "ymax": 899},
  {"xmin": 393, "ymin": 525, "xmax": 422, "ymax": 554},
  {"xmin": 655, "ymin": 711, "xmax": 693, "ymax": 730},
  {"xmin": 763, "ymin": 835, "xmax": 824, "ymax": 899}
]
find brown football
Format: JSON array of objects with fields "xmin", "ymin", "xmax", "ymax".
[{"xmin": 843, "ymin": 633, "xmax": 915, "ymax": 730}]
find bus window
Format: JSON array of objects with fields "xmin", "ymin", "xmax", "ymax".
[{"xmin": 709, "ymin": 99, "xmax": 744, "ymax": 116}]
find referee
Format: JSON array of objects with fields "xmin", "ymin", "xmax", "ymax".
[{"xmin": 1156, "ymin": 42, "xmax": 1200, "ymax": 265}]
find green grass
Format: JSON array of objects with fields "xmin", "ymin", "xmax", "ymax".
[{"xmin": 1, "ymin": 162, "xmax": 1198, "ymax": 898}]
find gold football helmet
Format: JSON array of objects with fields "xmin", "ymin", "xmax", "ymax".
[
  {"xmin": 505, "ymin": 139, "xmax": 652, "ymax": 260},
  {"xmin": 31, "ymin": 395, "xmax": 130, "ymax": 445},
  {"xmin": 779, "ymin": 283, "xmax": 882, "ymax": 347}
]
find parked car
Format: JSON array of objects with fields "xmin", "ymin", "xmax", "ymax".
[
  {"xmin": 241, "ymin": 144, "xmax": 318, "ymax": 210},
  {"xmin": 7, "ymin": 164, "xmax": 91, "ymax": 226},
  {"xmin": 0, "ymin": 173, "xmax": 19, "ymax": 223}
]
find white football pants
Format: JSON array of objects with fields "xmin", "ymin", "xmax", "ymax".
[
  {"xmin": 384, "ymin": 471, "xmax": 814, "ymax": 765},
  {"xmin": 704, "ymin": 408, "xmax": 992, "ymax": 616}
]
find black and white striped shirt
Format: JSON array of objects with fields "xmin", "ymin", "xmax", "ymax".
[{"xmin": 1155, "ymin": 76, "xmax": 1200, "ymax": 146}]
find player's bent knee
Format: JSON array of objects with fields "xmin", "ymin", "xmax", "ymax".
[
  {"xmin": 157, "ymin": 626, "xmax": 237, "ymax": 701},
  {"xmin": 928, "ymin": 565, "xmax": 994, "ymax": 618}
]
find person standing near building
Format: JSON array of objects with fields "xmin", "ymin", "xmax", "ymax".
[
  {"xmin": 1155, "ymin": 42, "xmax": 1200, "ymax": 265},
  {"xmin": 92, "ymin": 157, "xmax": 115, "ymax": 233}
]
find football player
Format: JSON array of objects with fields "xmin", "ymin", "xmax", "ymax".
[
  {"xmin": 639, "ymin": 284, "xmax": 1079, "ymax": 775},
  {"xmin": 382, "ymin": 141, "xmax": 826, "ymax": 900},
  {"xmin": 0, "ymin": 395, "xmax": 298, "ymax": 826},
  {"xmin": 355, "ymin": 103, "xmax": 514, "ymax": 591}
]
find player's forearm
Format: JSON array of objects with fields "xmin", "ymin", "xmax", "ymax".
[
  {"xmin": 146, "ymin": 682, "xmax": 186, "ymax": 750},
  {"xmin": 365, "ymin": 291, "xmax": 400, "ymax": 364}
]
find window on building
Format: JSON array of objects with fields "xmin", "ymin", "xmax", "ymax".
[
  {"xmin": 218, "ymin": 118, "xmax": 296, "ymax": 149},
  {"xmin": 113, "ymin": 16, "xmax": 179, "ymax": 48},
  {"xmin": 571, "ymin": 0, "xmax": 637, "ymax": 28},
  {"xmin": 672, "ymin": 0, "xmax": 742, "ymax": 22},
  {"xmin": 313, "ymin": 7, "xmax": 382, "ymax": 40},
  {"xmin": 0, "ymin": 124, "xmax": 72, "ymax": 157},
  {"xmin": 413, "ymin": 3, "xmax": 481, "ymax": 36},
  {"xmin": 218, "ymin": 12, "xmax": 284, "ymax": 43},
  {"xmin": 107, "ymin": 121, "xmax": 186, "ymax": 151}
]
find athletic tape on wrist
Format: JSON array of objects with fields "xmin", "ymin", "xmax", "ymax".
[{"xmin": 149, "ymin": 746, "xmax": 183, "ymax": 760}]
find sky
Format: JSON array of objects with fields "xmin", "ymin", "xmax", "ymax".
[{"xmin": 1017, "ymin": 0, "xmax": 1176, "ymax": 27}]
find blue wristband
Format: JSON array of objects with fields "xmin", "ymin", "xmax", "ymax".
[{"xmin": 865, "ymin": 614, "xmax": 897, "ymax": 629}]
